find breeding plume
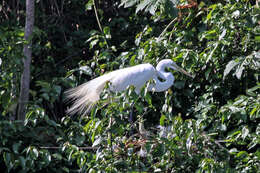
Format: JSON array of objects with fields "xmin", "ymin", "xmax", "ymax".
[{"xmin": 66, "ymin": 59, "xmax": 192, "ymax": 115}]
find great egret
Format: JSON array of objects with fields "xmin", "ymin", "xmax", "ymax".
[{"xmin": 66, "ymin": 59, "xmax": 192, "ymax": 115}]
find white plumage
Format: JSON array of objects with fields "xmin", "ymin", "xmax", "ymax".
[{"xmin": 65, "ymin": 59, "xmax": 192, "ymax": 115}]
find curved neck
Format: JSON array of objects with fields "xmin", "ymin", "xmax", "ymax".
[{"xmin": 148, "ymin": 64, "xmax": 174, "ymax": 92}]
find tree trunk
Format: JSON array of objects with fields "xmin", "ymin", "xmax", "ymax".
[{"xmin": 17, "ymin": 0, "xmax": 35, "ymax": 120}]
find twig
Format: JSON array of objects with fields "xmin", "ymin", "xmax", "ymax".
[
  {"xmin": 168, "ymin": 25, "xmax": 176, "ymax": 42},
  {"xmin": 214, "ymin": 140, "xmax": 229, "ymax": 152},
  {"xmin": 93, "ymin": 0, "xmax": 103, "ymax": 33},
  {"xmin": 1, "ymin": 1, "xmax": 9, "ymax": 20},
  {"xmin": 61, "ymin": 0, "xmax": 64, "ymax": 15},
  {"xmin": 93, "ymin": 0, "xmax": 110, "ymax": 50},
  {"xmin": 40, "ymin": 146, "xmax": 98, "ymax": 150},
  {"xmin": 34, "ymin": 52, "xmax": 80, "ymax": 78},
  {"xmin": 159, "ymin": 18, "xmax": 178, "ymax": 39},
  {"xmin": 53, "ymin": 0, "xmax": 61, "ymax": 17}
]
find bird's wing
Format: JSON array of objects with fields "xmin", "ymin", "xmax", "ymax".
[{"xmin": 109, "ymin": 64, "xmax": 156, "ymax": 92}]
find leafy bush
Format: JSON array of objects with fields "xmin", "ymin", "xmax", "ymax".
[{"xmin": 0, "ymin": 0, "xmax": 260, "ymax": 172}]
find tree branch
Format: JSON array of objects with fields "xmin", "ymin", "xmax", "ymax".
[{"xmin": 17, "ymin": 0, "xmax": 35, "ymax": 120}]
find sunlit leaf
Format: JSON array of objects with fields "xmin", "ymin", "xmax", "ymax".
[
  {"xmin": 241, "ymin": 126, "xmax": 249, "ymax": 140},
  {"xmin": 120, "ymin": 0, "xmax": 139, "ymax": 8},
  {"xmin": 235, "ymin": 64, "xmax": 245, "ymax": 79},
  {"xmin": 255, "ymin": 36, "xmax": 260, "ymax": 42},
  {"xmin": 219, "ymin": 29, "xmax": 226, "ymax": 41},
  {"xmin": 224, "ymin": 60, "xmax": 239, "ymax": 79},
  {"xmin": 92, "ymin": 137, "xmax": 102, "ymax": 147},
  {"xmin": 85, "ymin": 0, "xmax": 93, "ymax": 11}
]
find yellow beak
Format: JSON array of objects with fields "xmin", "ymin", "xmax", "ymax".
[{"xmin": 171, "ymin": 63, "xmax": 194, "ymax": 78}]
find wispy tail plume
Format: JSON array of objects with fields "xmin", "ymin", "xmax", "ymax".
[{"xmin": 65, "ymin": 73, "xmax": 115, "ymax": 116}]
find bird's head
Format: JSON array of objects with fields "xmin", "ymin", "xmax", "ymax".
[{"xmin": 157, "ymin": 59, "xmax": 193, "ymax": 78}]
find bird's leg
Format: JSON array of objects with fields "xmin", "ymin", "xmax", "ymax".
[
  {"xmin": 129, "ymin": 102, "xmax": 135, "ymax": 135},
  {"xmin": 107, "ymin": 114, "xmax": 115, "ymax": 158},
  {"xmin": 129, "ymin": 102, "xmax": 134, "ymax": 123},
  {"xmin": 108, "ymin": 115, "xmax": 112, "ymax": 146},
  {"xmin": 138, "ymin": 115, "xmax": 150, "ymax": 139},
  {"xmin": 107, "ymin": 94, "xmax": 113, "ymax": 148}
]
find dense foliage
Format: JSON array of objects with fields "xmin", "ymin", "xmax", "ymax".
[{"xmin": 0, "ymin": 0, "xmax": 259, "ymax": 172}]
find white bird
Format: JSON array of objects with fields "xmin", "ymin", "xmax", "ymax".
[{"xmin": 65, "ymin": 59, "xmax": 192, "ymax": 115}]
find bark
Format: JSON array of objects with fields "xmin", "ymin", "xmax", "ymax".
[{"xmin": 17, "ymin": 0, "xmax": 35, "ymax": 120}]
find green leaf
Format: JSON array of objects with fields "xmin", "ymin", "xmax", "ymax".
[
  {"xmin": 103, "ymin": 26, "xmax": 111, "ymax": 39},
  {"xmin": 224, "ymin": 60, "xmax": 239, "ymax": 79},
  {"xmin": 250, "ymin": 107, "xmax": 257, "ymax": 116},
  {"xmin": 232, "ymin": 10, "xmax": 240, "ymax": 18},
  {"xmin": 46, "ymin": 119, "xmax": 58, "ymax": 127},
  {"xmin": 163, "ymin": 0, "xmax": 178, "ymax": 18},
  {"xmin": 246, "ymin": 84, "xmax": 260, "ymax": 97},
  {"xmin": 207, "ymin": 42, "xmax": 218, "ymax": 62},
  {"xmin": 53, "ymin": 85, "xmax": 61, "ymax": 94},
  {"xmin": 75, "ymin": 135, "xmax": 86, "ymax": 145},
  {"xmin": 19, "ymin": 156, "xmax": 26, "ymax": 169},
  {"xmin": 130, "ymin": 55, "xmax": 136, "ymax": 66},
  {"xmin": 236, "ymin": 151, "xmax": 248, "ymax": 158},
  {"xmin": 174, "ymin": 81, "xmax": 185, "ymax": 89},
  {"xmin": 52, "ymin": 153, "xmax": 63, "ymax": 160},
  {"xmin": 92, "ymin": 137, "xmax": 102, "ymax": 147},
  {"xmin": 85, "ymin": 0, "xmax": 93, "ymax": 11},
  {"xmin": 17, "ymin": 31, "xmax": 24, "ymax": 37},
  {"xmin": 183, "ymin": 89, "xmax": 194, "ymax": 97},
  {"xmin": 255, "ymin": 36, "xmax": 260, "ymax": 42},
  {"xmin": 79, "ymin": 66, "xmax": 93, "ymax": 75},
  {"xmin": 206, "ymin": 4, "xmax": 217, "ymax": 21},
  {"xmin": 205, "ymin": 68, "xmax": 211, "ymax": 80},
  {"xmin": 229, "ymin": 148, "xmax": 238, "ymax": 154},
  {"xmin": 3, "ymin": 152, "xmax": 13, "ymax": 171},
  {"xmin": 235, "ymin": 64, "xmax": 244, "ymax": 79},
  {"xmin": 0, "ymin": 147, "xmax": 10, "ymax": 153},
  {"xmin": 241, "ymin": 126, "xmax": 249, "ymax": 140},
  {"xmin": 136, "ymin": 0, "xmax": 151, "ymax": 13},
  {"xmin": 41, "ymin": 93, "xmax": 50, "ymax": 100},
  {"xmin": 136, "ymin": 0, "xmax": 161, "ymax": 15},
  {"xmin": 144, "ymin": 92, "xmax": 152, "ymax": 106},
  {"xmin": 219, "ymin": 29, "xmax": 226, "ymax": 41},
  {"xmin": 12, "ymin": 142, "xmax": 21, "ymax": 154},
  {"xmin": 120, "ymin": 0, "xmax": 139, "ymax": 8},
  {"xmin": 3, "ymin": 152, "xmax": 11, "ymax": 165},
  {"xmin": 160, "ymin": 115, "xmax": 166, "ymax": 126},
  {"xmin": 32, "ymin": 148, "xmax": 39, "ymax": 158},
  {"xmin": 100, "ymin": 64, "xmax": 107, "ymax": 69},
  {"xmin": 62, "ymin": 167, "xmax": 70, "ymax": 173},
  {"xmin": 90, "ymin": 39, "xmax": 99, "ymax": 49}
]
